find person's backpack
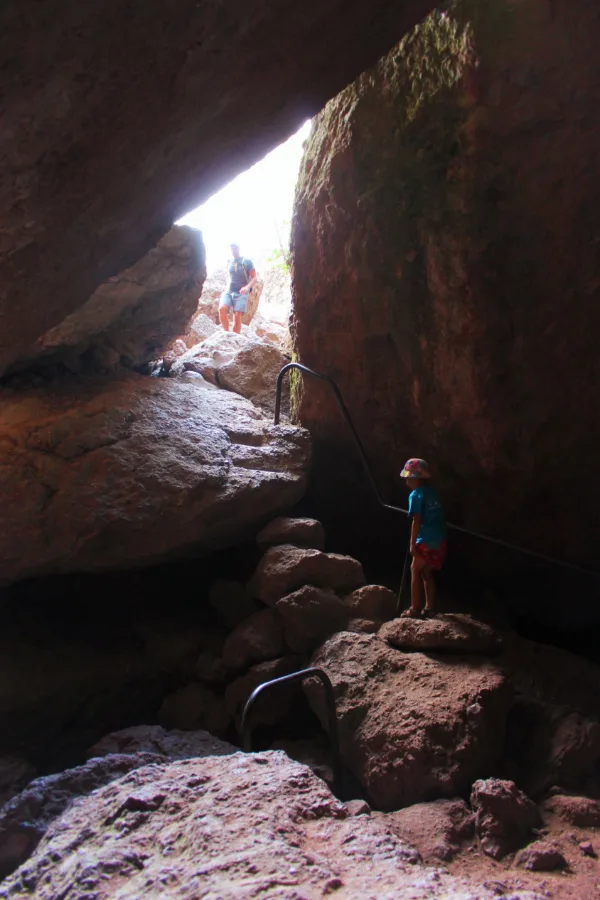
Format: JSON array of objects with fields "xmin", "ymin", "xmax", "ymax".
[
  {"xmin": 240, "ymin": 258, "xmax": 252, "ymax": 284},
  {"xmin": 231, "ymin": 257, "xmax": 254, "ymax": 288}
]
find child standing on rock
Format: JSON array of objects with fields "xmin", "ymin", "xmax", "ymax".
[{"xmin": 400, "ymin": 458, "xmax": 447, "ymax": 619}]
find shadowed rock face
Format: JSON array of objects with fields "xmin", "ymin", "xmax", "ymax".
[
  {"xmin": 0, "ymin": 752, "xmax": 508, "ymax": 899},
  {"xmin": 0, "ymin": 0, "xmax": 436, "ymax": 375},
  {"xmin": 291, "ymin": 0, "xmax": 600, "ymax": 573},
  {"xmin": 309, "ymin": 632, "xmax": 512, "ymax": 811},
  {"xmin": 15, "ymin": 226, "xmax": 206, "ymax": 375}
]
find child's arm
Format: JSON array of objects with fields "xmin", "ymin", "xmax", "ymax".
[{"xmin": 410, "ymin": 515, "xmax": 422, "ymax": 556}]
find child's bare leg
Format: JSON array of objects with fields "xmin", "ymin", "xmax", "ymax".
[
  {"xmin": 422, "ymin": 565, "xmax": 436, "ymax": 611},
  {"xmin": 410, "ymin": 557, "xmax": 425, "ymax": 613}
]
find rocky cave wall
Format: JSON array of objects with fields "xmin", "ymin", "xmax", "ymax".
[
  {"xmin": 291, "ymin": 0, "xmax": 600, "ymax": 576},
  {"xmin": 0, "ymin": 0, "xmax": 437, "ymax": 376}
]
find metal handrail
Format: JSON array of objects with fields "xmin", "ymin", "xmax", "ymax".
[
  {"xmin": 275, "ymin": 362, "xmax": 600, "ymax": 579},
  {"xmin": 240, "ymin": 666, "xmax": 343, "ymax": 797}
]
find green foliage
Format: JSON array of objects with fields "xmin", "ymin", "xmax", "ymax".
[
  {"xmin": 267, "ymin": 217, "xmax": 291, "ymax": 273},
  {"xmin": 266, "ymin": 246, "xmax": 290, "ymax": 274}
]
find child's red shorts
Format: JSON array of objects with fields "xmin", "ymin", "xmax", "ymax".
[{"xmin": 415, "ymin": 540, "xmax": 447, "ymax": 570}]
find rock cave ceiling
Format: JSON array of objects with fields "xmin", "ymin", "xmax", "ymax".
[{"xmin": 0, "ymin": 0, "xmax": 436, "ymax": 375}]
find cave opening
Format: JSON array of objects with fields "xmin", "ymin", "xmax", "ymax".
[{"xmin": 4, "ymin": 2, "xmax": 600, "ymax": 891}]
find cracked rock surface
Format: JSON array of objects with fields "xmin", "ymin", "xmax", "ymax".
[{"xmin": 0, "ymin": 751, "xmax": 528, "ymax": 900}]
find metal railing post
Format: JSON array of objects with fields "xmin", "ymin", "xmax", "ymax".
[
  {"xmin": 275, "ymin": 361, "xmax": 407, "ymax": 516},
  {"xmin": 240, "ymin": 666, "xmax": 343, "ymax": 798}
]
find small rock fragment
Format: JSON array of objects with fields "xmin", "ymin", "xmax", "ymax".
[
  {"xmin": 580, "ymin": 840, "xmax": 596, "ymax": 857},
  {"xmin": 385, "ymin": 798, "xmax": 474, "ymax": 863},
  {"xmin": 515, "ymin": 840, "xmax": 567, "ymax": 871},
  {"xmin": 471, "ymin": 778, "xmax": 541, "ymax": 860},
  {"xmin": 345, "ymin": 799, "xmax": 371, "ymax": 816}
]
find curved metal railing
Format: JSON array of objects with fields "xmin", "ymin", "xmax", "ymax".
[
  {"xmin": 275, "ymin": 362, "xmax": 599, "ymax": 579},
  {"xmin": 240, "ymin": 666, "xmax": 343, "ymax": 797}
]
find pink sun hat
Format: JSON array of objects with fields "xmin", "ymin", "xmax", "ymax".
[{"xmin": 400, "ymin": 458, "xmax": 431, "ymax": 479}]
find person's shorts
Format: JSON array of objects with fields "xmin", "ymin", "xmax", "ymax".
[
  {"xmin": 220, "ymin": 291, "xmax": 248, "ymax": 313},
  {"xmin": 415, "ymin": 540, "xmax": 447, "ymax": 570}
]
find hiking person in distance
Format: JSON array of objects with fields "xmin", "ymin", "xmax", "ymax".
[
  {"xmin": 400, "ymin": 458, "xmax": 447, "ymax": 619},
  {"xmin": 219, "ymin": 243, "xmax": 257, "ymax": 334}
]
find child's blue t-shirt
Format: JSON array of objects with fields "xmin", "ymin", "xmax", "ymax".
[{"xmin": 408, "ymin": 485, "xmax": 447, "ymax": 548}]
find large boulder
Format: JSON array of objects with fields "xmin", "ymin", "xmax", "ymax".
[
  {"xmin": 16, "ymin": 226, "xmax": 206, "ymax": 374},
  {"xmin": 309, "ymin": 632, "xmax": 512, "ymax": 811},
  {"xmin": 0, "ymin": 752, "xmax": 520, "ymax": 900},
  {"xmin": 251, "ymin": 545, "xmax": 366, "ymax": 605},
  {"xmin": 249, "ymin": 312, "xmax": 290, "ymax": 351},
  {"xmin": 0, "ymin": 0, "xmax": 437, "ymax": 376},
  {"xmin": 0, "ymin": 373, "xmax": 310, "ymax": 585},
  {"xmin": 170, "ymin": 330, "xmax": 289, "ymax": 414},
  {"xmin": 291, "ymin": 1, "xmax": 600, "ymax": 574}
]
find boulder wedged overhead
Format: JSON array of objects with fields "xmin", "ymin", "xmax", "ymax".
[
  {"xmin": 0, "ymin": 0, "xmax": 436, "ymax": 375},
  {"xmin": 291, "ymin": 0, "xmax": 600, "ymax": 573},
  {"xmin": 0, "ymin": 373, "xmax": 310, "ymax": 585},
  {"xmin": 16, "ymin": 225, "xmax": 206, "ymax": 375}
]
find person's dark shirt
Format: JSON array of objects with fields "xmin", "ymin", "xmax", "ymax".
[{"xmin": 227, "ymin": 257, "xmax": 254, "ymax": 293}]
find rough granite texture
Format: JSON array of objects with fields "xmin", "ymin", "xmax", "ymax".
[
  {"xmin": 0, "ymin": 752, "xmax": 539, "ymax": 900},
  {"xmin": 0, "ymin": 374, "xmax": 310, "ymax": 584},
  {"xmin": 310, "ymin": 632, "xmax": 512, "ymax": 811},
  {"xmin": 291, "ymin": 0, "xmax": 600, "ymax": 570}
]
